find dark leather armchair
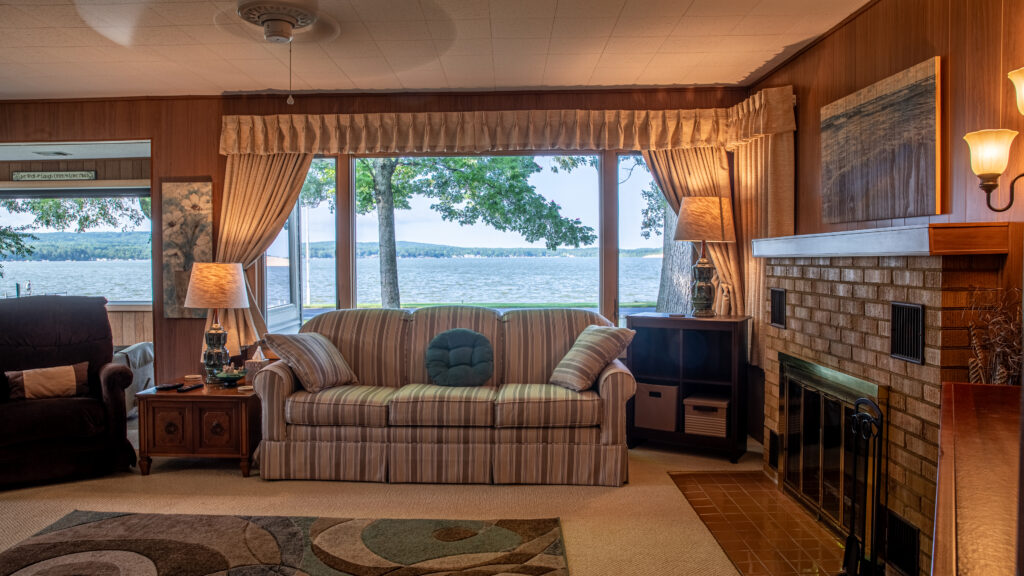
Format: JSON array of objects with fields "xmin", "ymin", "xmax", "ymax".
[{"xmin": 0, "ymin": 296, "xmax": 137, "ymax": 488}]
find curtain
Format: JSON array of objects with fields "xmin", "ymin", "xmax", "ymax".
[
  {"xmin": 210, "ymin": 153, "xmax": 314, "ymax": 356},
  {"xmin": 220, "ymin": 108, "xmax": 735, "ymax": 155},
  {"xmin": 732, "ymin": 132, "xmax": 795, "ymax": 366},
  {"xmin": 642, "ymin": 147, "xmax": 743, "ymax": 317}
]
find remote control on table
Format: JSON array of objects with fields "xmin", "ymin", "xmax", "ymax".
[
  {"xmin": 177, "ymin": 383, "xmax": 204, "ymax": 393},
  {"xmin": 155, "ymin": 383, "xmax": 182, "ymax": 391}
]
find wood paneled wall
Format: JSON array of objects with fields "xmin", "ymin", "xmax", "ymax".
[
  {"xmin": 0, "ymin": 158, "xmax": 149, "ymax": 181},
  {"xmin": 0, "ymin": 87, "xmax": 743, "ymax": 383},
  {"xmin": 754, "ymin": 0, "xmax": 1024, "ymax": 234},
  {"xmin": 107, "ymin": 306, "xmax": 155, "ymax": 348}
]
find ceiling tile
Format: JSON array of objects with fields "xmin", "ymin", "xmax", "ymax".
[
  {"xmin": 350, "ymin": 0, "xmax": 425, "ymax": 21},
  {"xmin": 428, "ymin": 18, "xmax": 491, "ymax": 40},
  {"xmin": 150, "ymin": 2, "xmax": 224, "ymax": 26},
  {"xmin": 437, "ymin": 37, "xmax": 493, "ymax": 56},
  {"xmin": 492, "ymin": 37, "xmax": 549, "ymax": 55},
  {"xmin": 0, "ymin": 6, "xmax": 48, "ymax": 28},
  {"xmin": 547, "ymin": 37, "xmax": 607, "ymax": 54},
  {"xmin": 491, "ymin": 18, "xmax": 552, "ymax": 39},
  {"xmin": 637, "ymin": 66, "xmax": 692, "ymax": 85},
  {"xmin": 15, "ymin": 5, "xmax": 87, "ymax": 27},
  {"xmin": 647, "ymin": 53, "xmax": 706, "ymax": 69},
  {"xmin": 554, "ymin": 0, "xmax": 625, "ymax": 19},
  {"xmin": 377, "ymin": 40, "xmax": 438, "ymax": 59},
  {"xmin": 545, "ymin": 53, "xmax": 600, "ymax": 69},
  {"xmin": 74, "ymin": 4, "xmax": 173, "ymax": 29},
  {"xmin": 610, "ymin": 16, "xmax": 678, "ymax": 37},
  {"xmin": 732, "ymin": 14, "xmax": 799, "ymax": 36},
  {"xmin": 671, "ymin": 16, "xmax": 739, "ymax": 36},
  {"xmin": 421, "ymin": 0, "xmax": 491, "ymax": 20},
  {"xmin": 203, "ymin": 42, "xmax": 277, "ymax": 60},
  {"xmin": 659, "ymin": 35, "xmax": 723, "ymax": 53},
  {"xmin": 441, "ymin": 54, "xmax": 493, "ymax": 70},
  {"xmin": 487, "ymin": 0, "xmax": 556, "ymax": 20},
  {"xmin": 0, "ymin": 28, "xmax": 73, "ymax": 48},
  {"xmin": 716, "ymin": 35, "xmax": 785, "ymax": 52},
  {"xmin": 685, "ymin": 0, "xmax": 759, "ymax": 17},
  {"xmin": 596, "ymin": 52, "xmax": 654, "ymax": 68},
  {"xmin": 622, "ymin": 0, "xmax": 693, "ymax": 19},
  {"xmin": 366, "ymin": 20, "xmax": 434, "ymax": 42},
  {"xmin": 589, "ymin": 66, "xmax": 640, "ymax": 85},
  {"xmin": 604, "ymin": 36, "xmax": 662, "ymax": 54},
  {"xmin": 542, "ymin": 69, "xmax": 592, "ymax": 86},
  {"xmin": 550, "ymin": 18, "xmax": 616, "ymax": 39},
  {"xmin": 180, "ymin": 23, "xmax": 258, "ymax": 45}
]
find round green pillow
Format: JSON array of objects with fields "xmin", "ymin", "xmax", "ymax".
[{"xmin": 425, "ymin": 328, "xmax": 494, "ymax": 387}]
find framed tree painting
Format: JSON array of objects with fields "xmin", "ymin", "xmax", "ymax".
[
  {"xmin": 820, "ymin": 57, "xmax": 941, "ymax": 223},
  {"xmin": 161, "ymin": 177, "xmax": 213, "ymax": 318}
]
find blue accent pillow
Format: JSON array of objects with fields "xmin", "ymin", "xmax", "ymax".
[{"xmin": 425, "ymin": 328, "xmax": 494, "ymax": 387}]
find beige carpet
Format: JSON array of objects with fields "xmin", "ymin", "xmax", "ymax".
[{"xmin": 0, "ymin": 428, "xmax": 762, "ymax": 576}]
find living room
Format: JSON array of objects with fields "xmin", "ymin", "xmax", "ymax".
[{"xmin": 0, "ymin": 1, "xmax": 1021, "ymax": 575}]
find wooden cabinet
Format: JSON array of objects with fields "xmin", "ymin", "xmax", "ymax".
[
  {"xmin": 137, "ymin": 384, "xmax": 261, "ymax": 476},
  {"xmin": 625, "ymin": 313, "xmax": 749, "ymax": 462}
]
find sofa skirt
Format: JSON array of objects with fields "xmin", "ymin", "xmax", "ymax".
[
  {"xmin": 259, "ymin": 440, "xmax": 387, "ymax": 481},
  {"xmin": 493, "ymin": 443, "xmax": 628, "ymax": 487}
]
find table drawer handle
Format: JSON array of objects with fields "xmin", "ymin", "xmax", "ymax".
[
  {"xmin": 164, "ymin": 422, "xmax": 179, "ymax": 435},
  {"xmin": 210, "ymin": 421, "xmax": 225, "ymax": 436}
]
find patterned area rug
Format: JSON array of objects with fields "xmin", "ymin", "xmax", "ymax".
[{"xmin": 0, "ymin": 511, "xmax": 568, "ymax": 575}]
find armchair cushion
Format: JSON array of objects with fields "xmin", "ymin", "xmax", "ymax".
[
  {"xmin": 549, "ymin": 325, "xmax": 634, "ymax": 392},
  {"xmin": 0, "ymin": 397, "xmax": 107, "ymax": 448},
  {"xmin": 6, "ymin": 361, "xmax": 89, "ymax": 399},
  {"xmin": 494, "ymin": 383, "xmax": 603, "ymax": 428},
  {"xmin": 265, "ymin": 333, "xmax": 357, "ymax": 393}
]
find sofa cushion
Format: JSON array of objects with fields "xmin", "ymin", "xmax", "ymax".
[
  {"xmin": 389, "ymin": 383, "xmax": 496, "ymax": 427},
  {"xmin": 285, "ymin": 385, "xmax": 395, "ymax": 427},
  {"xmin": 6, "ymin": 361, "xmax": 90, "ymax": 399},
  {"xmin": 301, "ymin": 309, "xmax": 410, "ymax": 388},
  {"xmin": 494, "ymin": 383, "xmax": 603, "ymax": 428},
  {"xmin": 549, "ymin": 325, "xmax": 635, "ymax": 392},
  {"xmin": 409, "ymin": 306, "xmax": 503, "ymax": 388},
  {"xmin": 426, "ymin": 328, "xmax": 494, "ymax": 387},
  {"xmin": 265, "ymin": 333, "xmax": 357, "ymax": 393},
  {"xmin": 502, "ymin": 309, "xmax": 611, "ymax": 385},
  {"xmin": 0, "ymin": 397, "xmax": 107, "ymax": 448}
]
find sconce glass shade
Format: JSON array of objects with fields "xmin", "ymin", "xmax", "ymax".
[
  {"xmin": 964, "ymin": 129, "xmax": 1018, "ymax": 177},
  {"xmin": 1009, "ymin": 67, "xmax": 1024, "ymax": 116}
]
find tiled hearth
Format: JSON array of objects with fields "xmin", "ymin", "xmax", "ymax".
[
  {"xmin": 673, "ymin": 472, "xmax": 845, "ymax": 575},
  {"xmin": 761, "ymin": 250, "xmax": 1007, "ymax": 575}
]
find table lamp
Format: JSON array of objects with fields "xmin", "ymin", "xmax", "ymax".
[
  {"xmin": 674, "ymin": 196, "xmax": 736, "ymax": 318},
  {"xmin": 184, "ymin": 262, "xmax": 250, "ymax": 383}
]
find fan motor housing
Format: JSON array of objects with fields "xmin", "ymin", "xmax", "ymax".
[{"xmin": 237, "ymin": 1, "xmax": 317, "ymax": 43}]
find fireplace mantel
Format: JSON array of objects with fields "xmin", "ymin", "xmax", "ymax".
[{"xmin": 751, "ymin": 223, "xmax": 1010, "ymax": 258}]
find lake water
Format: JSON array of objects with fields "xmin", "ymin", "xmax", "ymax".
[{"xmin": 1, "ymin": 256, "xmax": 664, "ymax": 306}]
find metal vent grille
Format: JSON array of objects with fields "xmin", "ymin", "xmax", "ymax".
[
  {"xmin": 770, "ymin": 288, "xmax": 787, "ymax": 328},
  {"xmin": 885, "ymin": 511, "xmax": 920, "ymax": 576},
  {"xmin": 890, "ymin": 302, "xmax": 924, "ymax": 364}
]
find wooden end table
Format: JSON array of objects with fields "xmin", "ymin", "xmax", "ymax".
[{"xmin": 137, "ymin": 380, "xmax": 261, "ymax": 476}]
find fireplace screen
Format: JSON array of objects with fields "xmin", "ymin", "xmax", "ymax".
[{"xmin": 780, "ymin": 354, "xmax": 887, "ymax": 572}]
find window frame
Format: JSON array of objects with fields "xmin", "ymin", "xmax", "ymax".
[{"xmin": 265, "ymin": 206, "xmax": 303, "ymax": 333}]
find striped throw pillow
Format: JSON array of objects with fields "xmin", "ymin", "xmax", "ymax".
[
  {"xmin": 264, "ymin": 333, "xmax": 357, "ymax": 393},
  {"xmin": 549, "ymin": 325, "xmax": 635, "ymax": 392},
  {"xmin": 5, "ymin": 361, "xmax": 89, "ymax": 399}
]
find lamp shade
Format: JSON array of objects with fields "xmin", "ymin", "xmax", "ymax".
[
  {"xmin": 964, "ymin": 129, "xmax": 1018, "ymax": 177},
  {"xmin": 674, "ymin": 196, "xmax": 736, "ymax": 243},
  {"xmin": 184, "ymin": 262, "xmax": 249, "ymax": 310},
  {"xmin": 1009, "ymin": 67, "xmax": 1024, "ymax": 116}
]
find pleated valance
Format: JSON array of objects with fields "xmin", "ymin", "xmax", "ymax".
[{"xmin": 219, "ymin": 86, "xmax": 794, "ymax": 155}]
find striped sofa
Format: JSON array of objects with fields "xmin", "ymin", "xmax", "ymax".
[{"xmin": 254, "ymin": 306, "xmax": 637, "ymax": 486}]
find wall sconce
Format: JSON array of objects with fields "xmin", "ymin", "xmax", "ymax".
[{"xmin": 964, "ymin": 66, "xmax": 1024, "ymax": 212}]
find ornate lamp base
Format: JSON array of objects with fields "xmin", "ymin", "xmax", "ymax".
[
  {"xmin": 691, "ymin": 240, "xmax": 716, "ymax": 318},
  {"xmin": 202, "ymin": 323, "xmax": 231, "ymax": 384}
]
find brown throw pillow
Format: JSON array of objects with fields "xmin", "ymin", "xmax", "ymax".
[
  {"xmin": 549, "ymin": 325, "xmax": 635, "ymax": 392},
  {"xmin": 264, "ymin": 333, "xmax": 357, "ymax": 393},
  {"xmin": 5, "ymin": 361, "xmax": 90, "ymax": 399}
]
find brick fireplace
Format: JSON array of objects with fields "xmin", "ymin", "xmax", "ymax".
[{"xmin": 753, "ymin": 223, "xmax": 1019, "ymax": 575}]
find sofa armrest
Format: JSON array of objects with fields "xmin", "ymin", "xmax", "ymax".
[
  {"xmin": 100, "ymin": 362, "xmax": 137, "ymax": 468},
  {"xmin": 253, "ymin": 360, "xmax": 297, "ymax": 442},
  {"xmin": 596, "ymin": 358, "xmax": 637, "ymax": 445}
]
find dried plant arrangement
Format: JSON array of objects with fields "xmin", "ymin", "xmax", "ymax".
[{"xmin": 965, "ymin": 287, "xmax": 1022, "ymax": 385}]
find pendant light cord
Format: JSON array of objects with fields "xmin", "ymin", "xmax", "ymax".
[{"xmin": 286, "ymin": 41, "xmax": 295, "ymax": 105}]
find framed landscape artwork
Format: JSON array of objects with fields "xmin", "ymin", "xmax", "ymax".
[
  {"xmin": 161, "ymin": 178, "xmax": 213, "ymax": 319},
  {"xmin": 820, "ymin": 57, "xmax": 941, "ymax": 223}
]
